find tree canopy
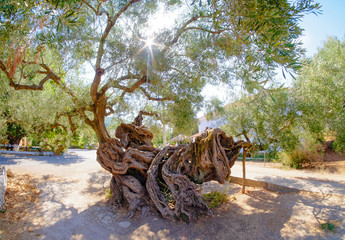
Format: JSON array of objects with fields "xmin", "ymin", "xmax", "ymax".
[{"xmin": 0, "ymin": 0, "xmax": 320, "ymax": 143}]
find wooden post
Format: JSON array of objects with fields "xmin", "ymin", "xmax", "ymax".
[
  {"xmin": 242, "ymin": 147, "xmax": 247, "ymax": 193},
  {"xmin": 242, "ymin": 143, "xmax": 250, "ymax": 194}
]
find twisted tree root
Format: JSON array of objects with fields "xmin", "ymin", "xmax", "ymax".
[{"xmin": 97, "ymin": 119, "xmax": 243, "ymax": 222}]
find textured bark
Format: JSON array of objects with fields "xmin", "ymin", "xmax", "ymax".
[{"xmin": 97, "ymin": 116, "xmax": 243, "ymax": 222}]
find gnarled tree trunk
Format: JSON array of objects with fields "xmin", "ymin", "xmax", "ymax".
[{"xmin": 96, "ymin": 113, "xmax": 243, "ymax": 222}]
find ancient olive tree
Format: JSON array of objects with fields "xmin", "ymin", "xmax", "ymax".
[{"xmin": 0, "ymin": 0, "xmax": 320, "ymax": 221}]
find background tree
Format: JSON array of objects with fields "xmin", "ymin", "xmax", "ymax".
[
  {"xmin": 294, "ymin": 37, "xmax": 345, "ymax": 151},
  {"xmin": 221, "ymin": 37, "xmax": 345, "ymax": 167},
  {"xmin": 222, "ymin": 89, "xmax": 301, "ymax": 155}
]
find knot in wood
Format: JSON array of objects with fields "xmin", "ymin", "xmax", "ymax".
[{"xmin": 96, "ymin": 68, "xmax": 105, "ymax": 76}]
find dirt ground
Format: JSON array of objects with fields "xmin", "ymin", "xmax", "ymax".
[{"xmin": 0, "ymin": 150, "xmax": 344, "ymax": 240}]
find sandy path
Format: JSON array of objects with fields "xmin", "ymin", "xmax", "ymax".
[
  {"xmin": 1, "ymin": 150, "xmax": 345, "ymax": 239},
  {"xmin": 231, "ymin": 161, "xmax": 345, "ymax": 195}
]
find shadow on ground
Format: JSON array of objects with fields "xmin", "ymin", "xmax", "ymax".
[{"xmin": 26, "ymin": 180, "xmax": 345, "ymax": 240}]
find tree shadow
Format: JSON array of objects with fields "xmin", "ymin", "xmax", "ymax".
[
  {"xmin": 12, "ymin": 176, "xmax": 345, "ymax": 240},
  {"xmin": 82, "ymin": 170, "xmax": 111, "ymax": 196},
  {"xmin": 27, "ymin": 184, "xmax": 290, "ymax": 239}
]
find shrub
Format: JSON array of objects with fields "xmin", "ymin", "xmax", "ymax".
[
  {"xmin": 279, "ymin": 147, "xmax": 322, "ymax": 169},
  {"xmin": 321, "ymin": 222, "xmax": 336, "ymax": 232},
  {"xmin": 201, "ymin": 191, "xmax": 229, "ymax": 208},
  {"xmin": 105, "ymin": 188, "xmax": 112, "ymax": 199}
]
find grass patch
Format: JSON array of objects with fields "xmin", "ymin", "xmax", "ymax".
[
  {"xmin": 201, "ymin": 191, "xmax": 230, "ymax": 208},
  {"xmin": 105, "ymin": 188, "xmax": 112, "ymax": 199},
  {"xmin": 321, "ymin": 222, "xmax": 336, "ymax": 232}
]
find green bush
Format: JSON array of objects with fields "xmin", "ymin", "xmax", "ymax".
[
  {"xmin": 105, "ymin": 188, "xmax": 112, "ymax": 199},
  {"xmin": 201, "ymin": 191, "xmax": 229, "ymax": 208},
  {"xmin": 279, "ymin": 147, "xmax": 322, "ymax": 169},
  {"xmin": 321, "ymin": 222, "xmax": 336, "ymax": 232}
]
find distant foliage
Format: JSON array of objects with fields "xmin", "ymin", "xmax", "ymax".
[{"xmin": 221, "ymin": 37, "xmax": 345, "ymax": 167}]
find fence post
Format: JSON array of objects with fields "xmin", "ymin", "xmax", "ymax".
[{"xmin": 242, "ymin": 143, "xmax": 251, "ymax": 194}]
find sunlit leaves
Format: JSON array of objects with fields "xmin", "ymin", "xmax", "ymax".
[
  {"xmin": 208, "ymin": 0, "xmax": 320, "ymax": 92},
  {"xmin": 294, "ymin": 37, "xmax": 345, "ymax": 151}
]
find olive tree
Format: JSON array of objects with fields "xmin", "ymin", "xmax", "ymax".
[
  {"xmin": 0, "ymin": 0, "xmax": 320, "ymax": 221},
  {"xmin": 294, "ymin": 37, "xmax": 345, "ymax": 151}
]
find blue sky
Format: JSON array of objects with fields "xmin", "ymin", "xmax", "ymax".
[{"xmin": 300, "ymin": 0, "xmax": 345, "ymax": 57}]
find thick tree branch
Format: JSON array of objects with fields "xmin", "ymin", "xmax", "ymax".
[
  {"xmin": 138, "ymin": 87, "xmax": 173, "ymax": 101},
  {"xmin": 0, "ymin": 60, "xmax": 60, "ymax": 90},
  {"xmin": 98, "ymin": 73, "xmax": 143, "ymax": 97},
  {"xmin": 184, "ymin": 26, "xmax": 226, "ymax": 34},
  {"xmin": 140, "ymin": 110, "xmax": 160, "ymax": 119},
  {"xmin": 92, "ymin": 0, "xmax": 143, "ymax": 102},
  {"xmin": 115, "ymin": 76, "xmax": 146, "ymax": 93},
  {"xmin": 163, "ymin": 15, "xmax": 201, "ymax": 53}
]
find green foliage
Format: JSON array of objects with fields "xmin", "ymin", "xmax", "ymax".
[
  {"xmin": 70, "ymin": 127, "xmax": 97, "ymax": 149},
  {"xmin": 321, "ymin": 222, "xmax": 336, "ymax": 232},
  {"xmin": 105, "ymin": 188, "xmax": 112, "ymax": 199},
  {"xmin": 6, "ymin": 122, "xmax": 26, "ymax": 145},
  {"xmin": 205, "ymin": 97, "xmax": 225, "ymax": 121},
  {"xmin": 201, "ymin": 191, "xmax": 229, "ymax": 208},
  {"xmin": 31, "ymin": 126, "xmax": 69, "ymax": 154},
  {"xmin": 0, "ymin": 0, "xmax": 321, "ymax": 147},
  {"xmin": 167, "ymin": 99, "xmax": 199, "ymax": 136},
  {"xmin": 294, "ymin": 37, "xmax": 345, "ymax": 152},
  {"xmin": 279, "ymin": 150, "xmax": 308, "ymax": 169},
  {"xmin": 210, "ymin": 0, "xmax": 321, "ymax": 92},
  {"xmin": 222, "ymin": 89, "xmax": 301, "ymax": 154}
]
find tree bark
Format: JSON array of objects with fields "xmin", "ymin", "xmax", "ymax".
[{"xmin": 96, "ymin": 115, "xmax": 243, "ymax": 222}]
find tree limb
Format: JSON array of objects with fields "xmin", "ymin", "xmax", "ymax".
[
  {"xmin": 138, "ymin": 87, "xmax": 173, "ymax": 101},
  {"xmin": 163, "ymin": 15, "xmax": 201, "ymax": 53},
  {"xmin": 99, "ymin": 73, "xmax": 143, "ymax": 97},
  {"xmin": 184, "ymin": 26, "xmax": 226, "ymax": 34},
  {"xmin": 92, "ymin": 0, "xmax": 143, "ymax": 102},
  {"xmin": 0, "ymin": 60, "xmax": 60, "ymax": 90},
  {"xmin": 115, "ymin": 76, "xmax": 146, "ymax": 93},
  {"xmin": 140, "ymin": 110, "xmax": 160, "ymax": 119}
]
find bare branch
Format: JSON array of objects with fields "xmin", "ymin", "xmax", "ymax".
[
  {"xmin": 0, "ymin": 59, "xmax": 61, "ymax": 90},
  {"xmin": 9, "ymin": 74, "xmax": 55, "ymax": 90},
  {"xmin": 115, "ymin": 75, "xmax": 146, "ymax": 93},
  {"xmin": 138, "ymin": 87, "xmax": 173, "ymax": 101},
  {"xmin": 184, "ymin": 26, "xmax": 226, "ymax": 34},
  {"xmin": 163, "ymin": 16, "xmax": 201, "ymax": 53},
  {"xmin": 82, "ymin": 0, "xmax": 98, "ymax": 15},
  {"xmin": 140, "ymin": 110, "xmax": 160, "ymax": 119},
  {"xmin": 98, "ymin": 73, "xmax": 142, "ymax": 96}
]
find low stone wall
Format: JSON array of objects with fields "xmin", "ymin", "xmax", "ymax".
[
  {"xmin": 0, "ymin": 167, "xmax": 7, "ymax": 209},
  {"xmin": 229, "ymin": 176, "xmax": 300, "ymax": 193}
]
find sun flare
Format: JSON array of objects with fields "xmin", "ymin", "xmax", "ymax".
[{"xmin": 145, "ymin": 38, "xmax": 154, "ymax": 48}]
